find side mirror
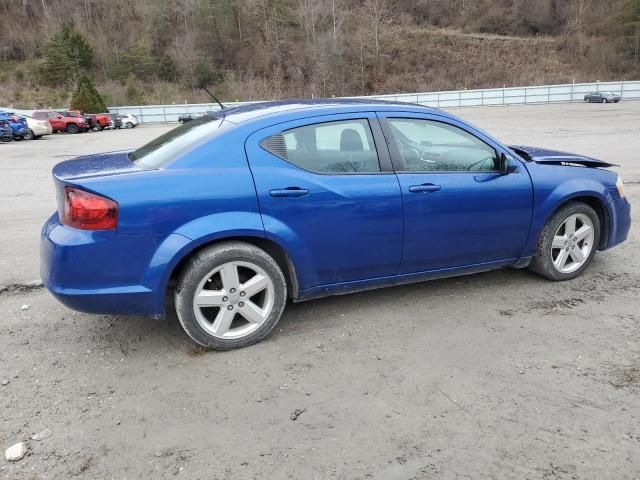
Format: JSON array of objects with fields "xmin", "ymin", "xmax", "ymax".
[{"xmin": 499, "ymin": 152, "xmax": 510, "ymax": 175}]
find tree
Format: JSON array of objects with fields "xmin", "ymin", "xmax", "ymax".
[
  {"xmin": 39, "ymin": 24, "xmax": 93, "ymax": 85},
  {"xmin": 618, "ymin": 0, "xmax": 640, "ymax": 63},
  {"xmin": 125, "ymin": 73, "xmax": 144, "ymax": 104},
  {"xmin": 70, "ymin": 74, "xmax": 107, "ymax": 113}
]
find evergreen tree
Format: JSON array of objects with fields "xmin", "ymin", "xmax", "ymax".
[
  {"xmin": 39, "ymin": 24, "xmax": 93, "ymax": 86},
  {"xmin": 70, "ymin": 74, "xmax": 107, "ymax": 113},
  {"xmin": 618, "ymin": 0, "xmax": 640, "ymax": 62}
]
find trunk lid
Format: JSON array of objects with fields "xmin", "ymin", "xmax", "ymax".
[
  {"xmin": 52, "ymin": 150, "xmax": 140, "ymax": 181},
  {"xmin": 509, "ymin": 145, "xmax": 617, "ymax": 168}
]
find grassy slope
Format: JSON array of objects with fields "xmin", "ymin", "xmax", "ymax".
[{"xmin": 0, "ymin": 27, "xmax": 634, "ymax": 109}]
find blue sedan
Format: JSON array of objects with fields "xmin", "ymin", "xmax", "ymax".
[{"xmin": 41, "ymin": 100, "xmax": 631, "ymax": 349}]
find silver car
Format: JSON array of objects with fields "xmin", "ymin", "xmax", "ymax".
[{"xmin": 583, "ymin": 91, "xmax": 621, "ymax": 103}]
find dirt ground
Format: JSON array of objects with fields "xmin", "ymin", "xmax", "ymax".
[{"xmin": 1, "ymin": 103, "xmax": 639, "ymax": 479}]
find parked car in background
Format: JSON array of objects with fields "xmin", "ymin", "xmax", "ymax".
[
  {"xmin": 0, "ymin": 118, "xmax": 13, "ymax": 142},
  {"xmin": 66, "ymin": 110, "xmax": 112, "ymax": 131},
  {"xmin": 41, "ymin": 99, "xmax": 631, "ymax": 350},
  {"xmin": 118, "ymin": 113, "xmax": 138, "ymax": 128},
  {"xmin": 584, "ymin": 91, "xmax": 621, "ymax": 103},
  {"xmin": 22, "ymin": 114, "xmax": 53, "ymax": 139},
  {"xmin": 0, "ymin": 112, "xmax": 29, "ymax": 140},
  {"xmin": 109, "ymin": 113, "xmax": 122, "ymax": 129},
  {"xmin": 33, "ymin": 110, "xmax": 88, "ymax": 134}
]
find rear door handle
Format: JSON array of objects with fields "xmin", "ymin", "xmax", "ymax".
[
  {"xmin": 408, "ymin": 184, "xmax": 441, "ymax": 193},
  {"xmin": 269, "ymin": 187, "xmax": 309, "ymax": 198}
]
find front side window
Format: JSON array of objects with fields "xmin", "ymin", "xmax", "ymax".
[
  {"xmin": 261, "ymin": 119, "xmax": 380, "ymax": 174},
  {"xmin": 387, "ymin": 118, "xmax": 498, "ymax": 172}
]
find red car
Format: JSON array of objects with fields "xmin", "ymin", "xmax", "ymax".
[
  {"xmin": 66, "ymin": 110, "xmax": 112, "ymax": 131},
  {"xmin": 33, "ymin": 110, "xmax": 88, "ymax": 134}
]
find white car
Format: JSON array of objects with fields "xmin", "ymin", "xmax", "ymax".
[
  {"xmin": 118, "ymin": 113, "xmax": 138, "ymax": 129},
  {"xmin": 23, "ymin": 114, "xmax": 53, "ymax": 139}
]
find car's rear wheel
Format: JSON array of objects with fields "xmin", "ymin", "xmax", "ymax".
[
  {"xmin": 93, "ymin": 123, "xmax": 102, "ymax": 131},
  {"xmin": 66, "ymin": 123, "xmax": 79, "ymax": 134},
  {"xmin": 529, "ymin": 202, "xmax": 600, "ymax": 281},
  {"xmin": 126, "ymin": 121, "xmax": 134, "ymax": 129},
  {"xmin": 23, "ymin": 129, "xmax": 34, "ymax": 140},
  {"xmin": 175, "ymin": 242, "xmax": 287, "ymax": 350}
]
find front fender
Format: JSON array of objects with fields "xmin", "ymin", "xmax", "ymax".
[{"xmin": 524, "ymin": 177, "xmax": 615, "ymax": 256}]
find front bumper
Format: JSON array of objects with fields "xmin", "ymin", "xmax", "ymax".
[
  {"xmin": 40, "ymin": 214, "xmax": 168, "ymax": 316},
  {"xmin": 605, "ymin": 197, "xmax": 631, "ymax": 249}
]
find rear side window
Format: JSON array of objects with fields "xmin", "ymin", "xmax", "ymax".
[
  {"xmin": 129, "ymin": 115, "xmax": 223, "ymax": 169},
  {"xmin": 260, "ymin": 119, "xmax": 380, "ymax": 174}
]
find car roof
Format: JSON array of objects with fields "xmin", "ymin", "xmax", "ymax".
[{"xmin": 220, "ymin": 98, "xmax": 446, "ymax": 124}]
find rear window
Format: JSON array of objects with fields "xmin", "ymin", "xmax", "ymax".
[{"xmin": 129, "ymin": 115, "xmax": 224, "ymax": 169}]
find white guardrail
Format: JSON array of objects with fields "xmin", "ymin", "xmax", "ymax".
[{"xmin": 107, "ymin": 80, "xmax": 640, "ymax": 123}]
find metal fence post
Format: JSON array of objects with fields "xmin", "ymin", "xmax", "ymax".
[
  {"xmin": 524, "ymin": 87, "xmax": 527, "ymax": 105},
  {"xmin": 502, "ymin": 86, "xmax": 505, "ymax": 105},
  {"xmin": 570, "ymin": 80, "xmax": 574, "ymax": 103}
]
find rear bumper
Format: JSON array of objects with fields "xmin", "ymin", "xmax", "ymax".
[
  {"xmin": 13, "ymin": 127, "xmax": 28, "ymax": 137},
  {"xmin": 30, "ymin": 124, "xmax": 52, "ymax": 136},
  {"xmin": 40, "ymin": 214, "xmax": 169, "ymax": 316}
]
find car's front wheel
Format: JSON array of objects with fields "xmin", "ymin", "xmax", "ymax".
[
  {"xmin": 175, "ymin": 242, "xmax": 287, "ymax": 350},
  {"xmin": 126, "ymin": 121, "xmax": 134, "ymax": 129},
  {"xmin": 66, "ymin": 123, "xmax": 79, "ymax": 134},
  {"xmin": 529, "ymin": 202, "xmax": 600, "ymax": 281}
]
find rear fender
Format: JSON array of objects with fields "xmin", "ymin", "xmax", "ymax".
[{"xmin": 141, "ymin": 212, "xmax": 314, "ymax": 312}]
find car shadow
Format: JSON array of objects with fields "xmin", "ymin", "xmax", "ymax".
[{"xmin": 92, "ymin": 266, "xmax": 542, "ymax": 357}]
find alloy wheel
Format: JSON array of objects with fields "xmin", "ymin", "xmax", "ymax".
[
  {"xmin": 551, "ymin": 213, "xmax": 595, "ymax": 274},
  {"xmin": 192, "ymin": 261, "xmax": 275, "ymax": 339}
]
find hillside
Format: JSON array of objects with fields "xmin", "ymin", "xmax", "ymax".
[{"xmin": 0, "ymin": 0, "xmax": 639, "ymax": 109}]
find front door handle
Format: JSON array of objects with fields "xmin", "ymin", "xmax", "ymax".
[
  {"xmin": 408, "ymin": 183, "xmax": 441, "ymax": 193},
  {"xmin": 269, "ymin": 187, "xmax": 309, "ymax": 198}
]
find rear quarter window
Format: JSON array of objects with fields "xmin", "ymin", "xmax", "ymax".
[{"xmin": 129, "ymin": 116, "xmax": 225, "ymax": 169}]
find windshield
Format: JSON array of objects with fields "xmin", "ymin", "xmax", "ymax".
[{"xmin": 129, "ymin": 115, "xmax": 223, "ymax": 169}]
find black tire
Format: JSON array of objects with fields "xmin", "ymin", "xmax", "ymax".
[
  {"xmin": 66, "ymin": 123, "xmax": 79, "ymax": 134},
  {"xmin": 1, "ymin": 137, "xmax": 11, "ymax": 143},
  {"xmin": 92, "ymin": 123, "xmax": 103, "ymax": 131},
  {"xmin": 175, "ymin": 242, "xmax": 287, "ymax": 350},
  {"xmin": 529, "ymin": 202, "xmax": 600, "ymax": 281},
  {"xmin": 126, "ymin": 122, "xmax": 134, "ymax": 129},
  {"xmin": 23, "ymin": 129, "xmax": 34, "ymax": 140}
]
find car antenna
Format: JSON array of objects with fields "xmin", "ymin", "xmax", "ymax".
[{"xmin": 202, "ymin": 86, "xmax": 225, "ymax": 111}]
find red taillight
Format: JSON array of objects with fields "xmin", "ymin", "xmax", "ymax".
[{"xmin": 60, "ymin": 187, "xmax": 118, "ymax": 230}]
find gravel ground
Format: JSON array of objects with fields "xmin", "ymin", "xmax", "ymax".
[{"xmin": 1, "ymin": 103, "xmax": 639, "ymax": 479}]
